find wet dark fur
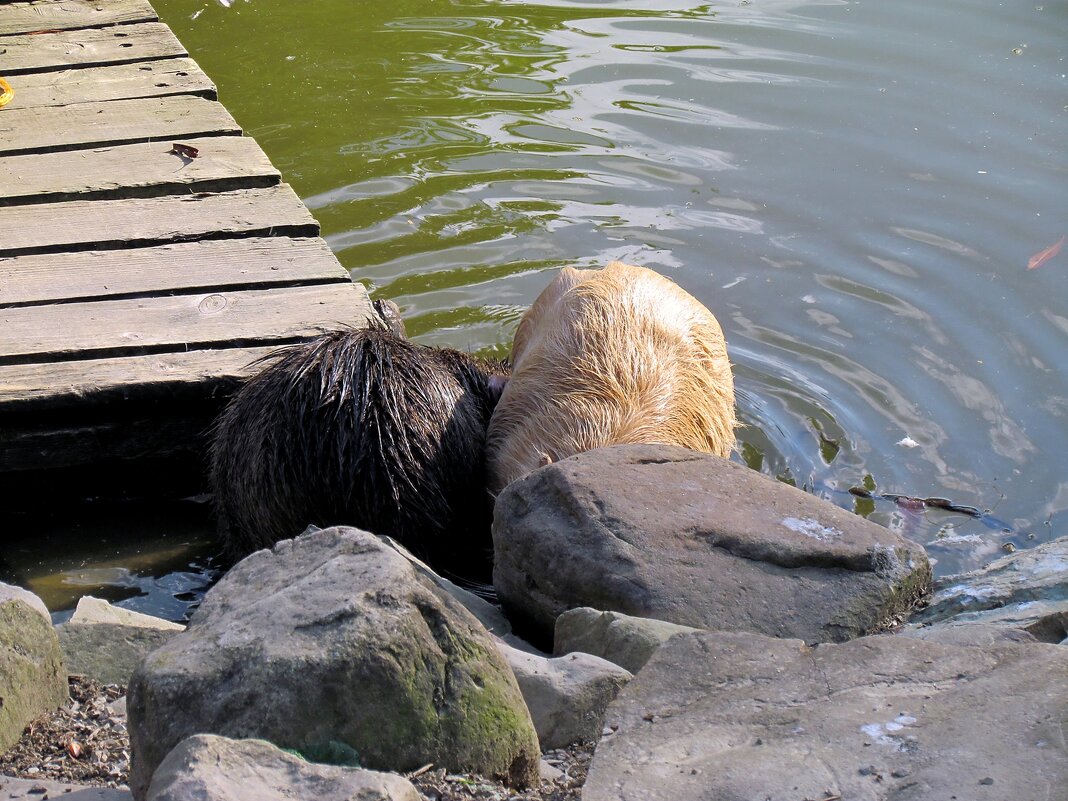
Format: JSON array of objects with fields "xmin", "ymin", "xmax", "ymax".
[{"xmin": 210, "ymin": 323, "xmax": 508, "ymax": 577}]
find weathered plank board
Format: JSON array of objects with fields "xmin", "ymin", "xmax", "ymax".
[
  {"xmin": 0, "ymin": 184, "xmax": 318, "ymax": 255},
  {"xmin": 0, "ymin": 135, "xmax": 279, "ymax": 205},
  {"xmin": 5, "ymin": 58, "xmax": 214, "ymax": 109},
  {"xmin": 1, "ymin": 237, "xmax": 352, "ymax": 305},
  {"xmin": 0, "ymin": 284, "xmax": 371, "ymax": 363},
  {"xmin": 0, "ymin": 414, "xmax": 219, "ymax": 472},
  {"xmin": 0, "ymin": 22, "xmax": 184, "ymax": 74},
  {"xmin": 0, "ymin": 95, "xmax": 240, "ymax": 156},
  {"xmin": 0, "ymin": 346, "xmax": 282, "ymax": 409},
  {"xmin": 0, "ymin": 0, "xmax": 156, "ymax": 36}
]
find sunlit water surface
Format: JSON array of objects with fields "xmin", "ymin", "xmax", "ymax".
[{"xmin": 10, "ymin": 0, "xmax": 1065, "ymax": 620}]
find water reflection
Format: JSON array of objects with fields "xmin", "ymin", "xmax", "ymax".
[{"xmin": 1, "ymin": 498, "xmax": 220, "ymax": 623}]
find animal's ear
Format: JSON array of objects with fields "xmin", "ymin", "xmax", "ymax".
[
  {"xmin": 371, "ymin": 299, "xmax": 407, "ymax": 338},
  {"xmin": 486, "ymin": 374, "xmax": 510, "ymax": 406}
]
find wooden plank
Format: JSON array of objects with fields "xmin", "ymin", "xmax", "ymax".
[
  {"xmin": 0, "ymin": 237, "xmax": 351, "ymax": 306},
  {"xmin": 4, "ymin": 58, "xmax": 214, "ymax": 109},
  {"xmin": 0, "ymin": 0, "xmax": 156, "ymax": 36},
  {"xmin": 0, "ymin": 135, "xmax": 279, "ymax": 205},
  {"xmin": 0, "ymin": 346, "xmax": 282, "ymax": 408},
  {"xmin": 0, "ymin": 95, "xmax": 240, "ymax": 156},
  {"xmin": 0, "ymin": 184, "xmax": 318, "ymax": 255},
  {"xmin": 0, "ymin": 414, "xmax": 217, "ymax": 472},
  {"xmin": 0, "ymin": 22, "xmax": 184, "ymax": 75},
  {"xmin": 0, "ymin": 283, "xmax": 372, "ymax": 363}
]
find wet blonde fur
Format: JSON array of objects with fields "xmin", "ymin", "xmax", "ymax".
[{"xmin": 487, "ymin": 261, "xmax": 736, "ymax": 493}]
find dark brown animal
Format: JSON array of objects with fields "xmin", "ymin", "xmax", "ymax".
[{"xmin": 210, "ymin": 318, "xmax": 507, "ymax": 579}]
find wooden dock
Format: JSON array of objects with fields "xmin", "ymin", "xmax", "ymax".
[{"xmin": 0, "ymin": 0, "xmax": 372, "ymax": 488}]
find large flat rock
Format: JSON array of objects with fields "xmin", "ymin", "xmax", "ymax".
[
  {"xmin": 585, "ymin": 630, "xmax": 1068, "ymax": 801},
  {"xmin": 493, "ymin": 445, "xmax": 931, "ymax": 643}
]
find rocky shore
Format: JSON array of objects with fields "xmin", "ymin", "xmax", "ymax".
[{"xmin": 2, "ymin": 445, "xmax": 1065, "ymax": 800}]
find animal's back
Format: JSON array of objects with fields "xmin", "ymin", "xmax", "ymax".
[
  {"xmin": 487, "ymin": 262, "xmax": 735, "ymax": 493},
  {"xmin": 210, "ymin": 326, "xmax": 506, "ymax": 572}
]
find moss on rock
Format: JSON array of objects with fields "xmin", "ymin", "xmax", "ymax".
[{"xmin": 0, "ymin": 599, "xmax": 68, "ymax": 753}]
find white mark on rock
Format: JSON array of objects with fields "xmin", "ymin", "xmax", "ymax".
[
  {"xmin": 861, "ymin": 714, "xmax": 917, "ymax": 750},
  {"xmin": 932, "ymin": 584, "xmax": 999, "ymax": 604},
  {"xmin": 782, "ymin": 517, "xmax": 843, "ymax": 541},
  {"xmin": 1028, "ymin": 556, "xmax": 1067, "ymax": 576},
  {"xmin": 897, "ymin": 436, "xmax": 920, "ymax": 448}
]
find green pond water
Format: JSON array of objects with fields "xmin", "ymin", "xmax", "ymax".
[{"xmin": 7, "ymin": 0, "xmax": 1066, "ymax": 620}]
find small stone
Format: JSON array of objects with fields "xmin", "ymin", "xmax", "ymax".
[
  {"xmin": 979, "ymin": 777, "xmax": 994, "ymax": 785},
  {"xmin": 554, "ymin": 608, "xmax": 700, "ymax": 673},
  {"xmin": 891, "ymin": 768, "xmax": 911, "ymax": 778},
  {"xmin": 539, "ymin": 760, "xmax": 564, "ymax": 783},
  {"xmin": 498, "ymin": 643, "xmax": 631, "ymax": 749},
  {"xmin": 108, "ymin": 696, "xmax": 127, "ymax": 717}
]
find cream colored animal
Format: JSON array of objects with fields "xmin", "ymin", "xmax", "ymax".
[{"xmin": 487, "ymin": 261, "xmax": 736, "ymax": 493}]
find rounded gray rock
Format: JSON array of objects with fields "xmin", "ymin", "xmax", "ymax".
[
  {"xmin": 128, "ymin": 527, "xmax": 539, "ymax": 799},
  {"xmin": 147, "ymin": 734, "xmax": 420, "ymax": 801},
  {"xmin": 493, "ymin": 444, "xmax": 931, "ymax": 643},
  {"xmin": 0, "ymin": 587, "xmax": 67, "ymax": 754}
]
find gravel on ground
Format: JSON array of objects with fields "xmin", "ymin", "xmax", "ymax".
[{"xmin": 0, "ymin": 676, "xmax": 591, "ymax": 800}]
